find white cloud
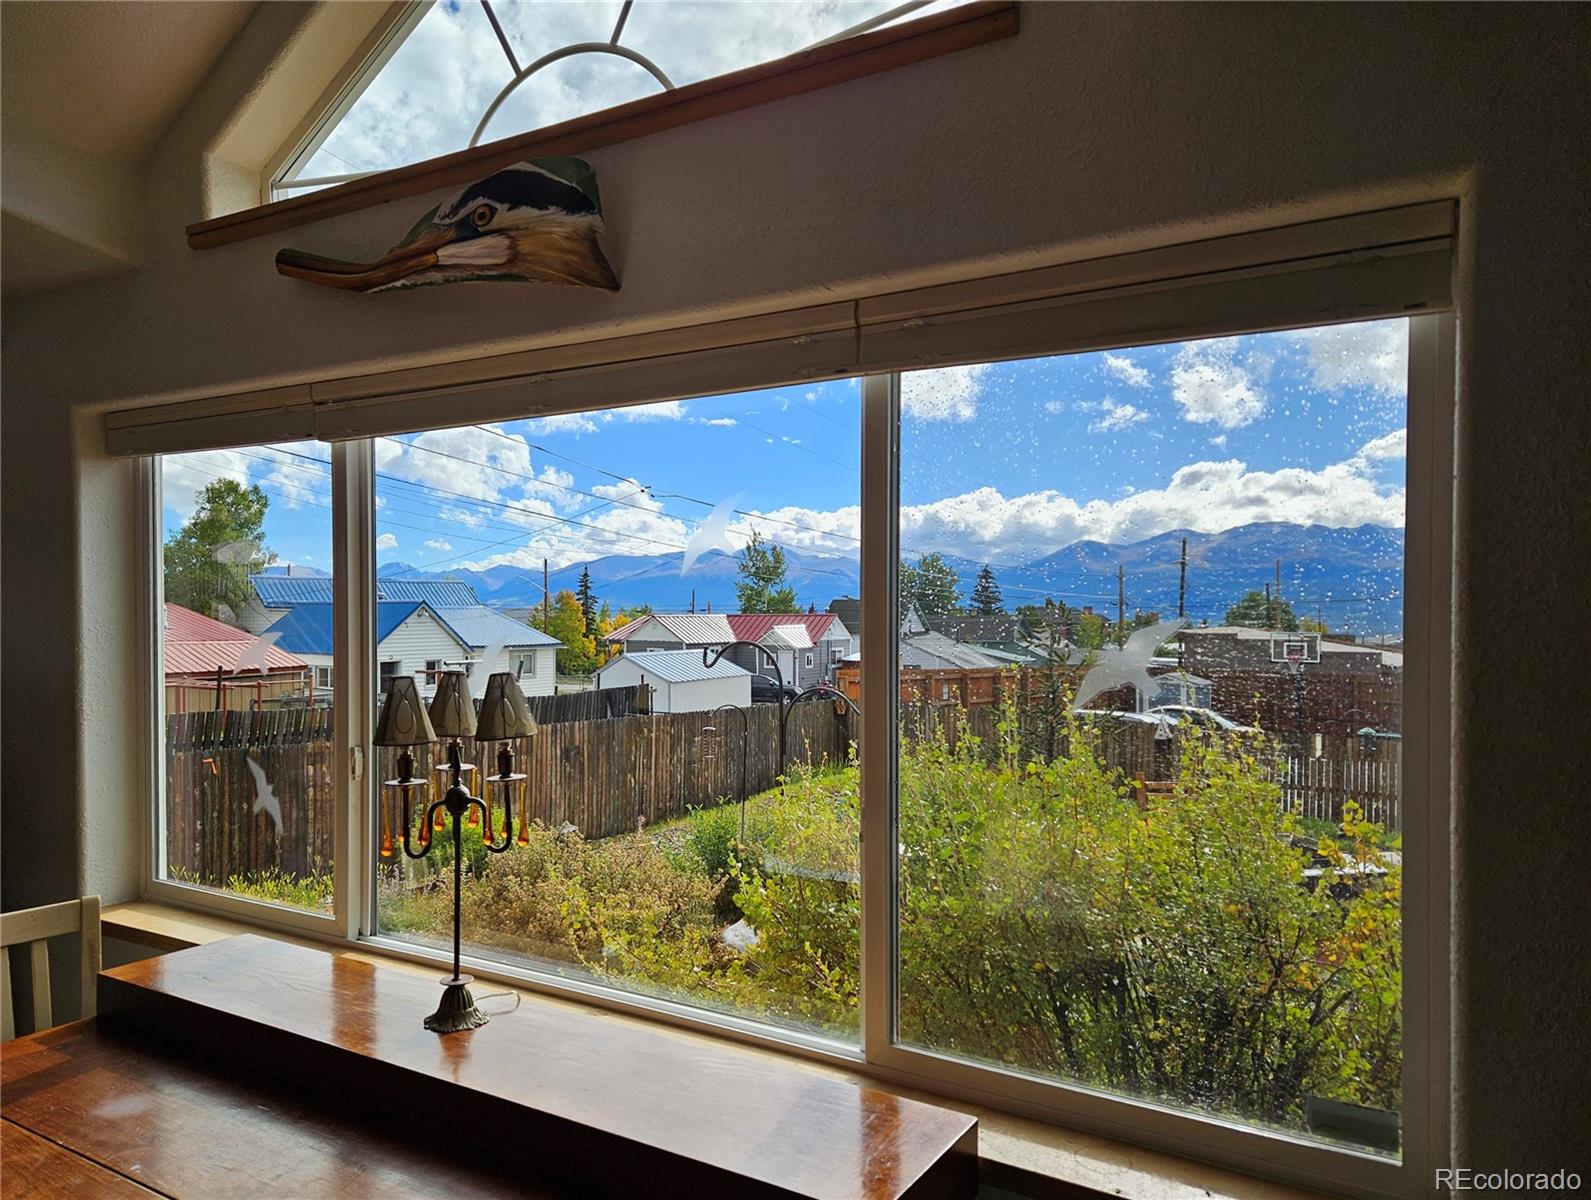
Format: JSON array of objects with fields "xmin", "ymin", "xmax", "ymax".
[
  {"xmin": 901, "ymin": 363, "xmax": 990, "ymax": 422},
  {"xmin": 1356, "ymin": 428, "xmax": 1407, "ymax": 461},
  {"xmin": 1101, "ymin": 353, "xmax": 1152, "ymax": 388},
  {"xmin": 1170, "ymin": 338, "xmax": 1267, "ymax": 429},
  {"xmin": 376, "ymin": 424, "xmax": 532, "ymax": 504},
  {"xmin": 698, "ymin": 417, "xmax": 738, "ymax": 427},
  {"xmin": 302, "ymin": 2, "xmax": 888, "ymax": 180},
  {"xmin": 710, "ymin": 446, "xmax": 1404, "ymax": 566},
  {"xmin": 423, "ymin": 538, "xmax": 452, "ymax": 552},
  {"xmin": 617, "ymin": 400, "xmax": 688, "ymax": 422},
  {"xmin": 376, "ymin": 533, "xmax": 399, "ymax": 550},
  {"xmin": 161, "ymin": 449, "xmax": 252, "ymax": 522},
  {"xmin": 1043, "ymin": 400, "xmax": 1066, "ymax": 414},
  {"xmin": 527, "ymin": 412, "xmax": 599, "ymax": 436},
  {"xmin": 1088, "ymin": 399, "xmax": 1149, "ymax": 434},
  {"xmin": 1209, "ymin": 434, "xmax": 1227, "ymax": 447},
  {"xmin": 1297, "ymin": 320, "xmax": 1408, "ymax": 395}
]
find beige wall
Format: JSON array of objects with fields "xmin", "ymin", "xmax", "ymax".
[{"xmin": 4, "ymin": 0, "xmax": 1589, "ymax": 1177}]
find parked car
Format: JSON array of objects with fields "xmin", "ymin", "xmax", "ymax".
[
  {"xmin": 750, "ymin": 675, "xmax": 800, "ymax": 704},
  {"xmin": 1143, "ymin": 704, "xmax": 1258, "ymax": 733}
]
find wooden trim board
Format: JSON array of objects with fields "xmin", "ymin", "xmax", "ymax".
[{"xmin": 186, "ymin": 1, "xmax": 1018, "ymax": 250}]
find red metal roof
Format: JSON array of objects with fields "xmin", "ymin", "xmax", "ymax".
[
  {"xmin": 164, "ymin": 603, "xmax": 308, "ymax": 678},
  {"xmin": 725, "ymin": 613, "xmax": 838, "ymax": 644}
]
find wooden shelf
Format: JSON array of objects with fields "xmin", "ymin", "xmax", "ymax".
[{"xmin": 96, "ymin": 935, "xmax": 978, "ymax": 1200}]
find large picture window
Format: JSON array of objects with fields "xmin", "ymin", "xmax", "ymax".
[
  {"xmin": 894, "ymin": 320, "xmax": 1410, "ymax": 1155},
  {"xmin": 139, "ymin": 216, "xmax": 1452, "ymax": 1197},
  {"xmin": 156, "ymin": 443, "xmax": 335, "ymax": 914},
  {"xmin": 360, "ymin": 385, "xmax": 864, "ymax": 1041}
]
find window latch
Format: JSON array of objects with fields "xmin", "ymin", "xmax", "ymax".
[{"xmin": 351, "ymin": 746, "xmax": 364, "ymax": 781}]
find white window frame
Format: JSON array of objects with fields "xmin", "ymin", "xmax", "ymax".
[{"xmin": 139, "ymin": 256, "xmax": 1454, "ymax": 1200}]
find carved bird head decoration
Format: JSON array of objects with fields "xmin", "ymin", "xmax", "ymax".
[{"xmin": 275, "ymin": 157, "xmax": 619, "ymax": 293}]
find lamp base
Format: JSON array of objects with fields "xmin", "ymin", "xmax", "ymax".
[{"xmin": 424, "ymin": 974, "xmax": 489, "ymax": 1033}]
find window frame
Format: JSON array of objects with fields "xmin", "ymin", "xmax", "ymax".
[{"xmin": 138, "ymin": 290, "xmax": 1454, "ymax": 1200}]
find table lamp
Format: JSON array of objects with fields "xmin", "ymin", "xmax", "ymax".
[{"xmin": 375, "ymin": 669, "xmax": 538, "ymax": 1033}]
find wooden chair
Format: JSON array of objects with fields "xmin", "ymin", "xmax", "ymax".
[{"xmin": 1, "ymin": 896, "xmax": 101, "ymax": 1041}]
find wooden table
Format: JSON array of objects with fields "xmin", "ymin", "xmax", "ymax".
[{"xmin": 2, "ymin": 935, "xmax": 976, "ymax": 1199}]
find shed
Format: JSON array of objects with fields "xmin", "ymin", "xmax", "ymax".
[{"xmin": 595, "ymin": 649, "xmax": 750, "ymax": 714}]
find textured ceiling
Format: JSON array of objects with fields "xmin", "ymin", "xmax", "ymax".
[
  {"xmin": 1, "ymin": 1, "xmax": 257, "ymax": 296},
  {"xmin": 1, "ymin": 0, "xmax": 257, "ymax": 160}
]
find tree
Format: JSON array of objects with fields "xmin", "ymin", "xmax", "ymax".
[
  {"xmin": 1072, "ymin": 609, "xmax": 1109, "ymax": 650},
  {"xmin": 735, "ymin": 530, "xmax": 799, "ymax": 613},
  {"xmin": 969, "ymin": 564, "xmax": 1004, "ymax": 615},
  {"xmin": 533, "ymin": 590, "xmax": 600, "ymax": 675},
  {"xmin": 164, "ymin": 479, "xmax": 275, "ymax": 619},
  {"xmin": 911, "ymin": 552, "xmax": 962, "ymax": 616},
  {"xmin": 1225, "ymin": 589, "xmax": 1300, "ymax": 631},
  {"xmin": 576, "ymin": 566, "xmax": 598, "ymax": 637}
]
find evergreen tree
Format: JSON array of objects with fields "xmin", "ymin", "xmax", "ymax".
[
  {"xmin": 576, "ymin": 565, "xmax": 598, "ymax": 636},
  {"xmin": 970, "ymin": 564, "xmax": 1004, "ymax": 615},
  {"xmin": 735, "ymin": 530, "xmax": 799, "ymax": 613},
  {"xmin": 163, "ymin": 479, "xmax": 275, "ymax": 619}
]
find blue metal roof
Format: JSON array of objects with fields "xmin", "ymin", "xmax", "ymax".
[
  {"xmin": 599, "ymin": 649, "xmax": 750, "ymax": 685},
  {"xmin": 263, "ymin": 602, "xmax": 431, "ymax": 656},
  {"xmin": 435, "ymin": 606, "xmax": 561, "ymax": 649},
  {"xmin": 262, "ymin": 600, "xmax": 557, "ymax": 656},
  {"xmin": 251, "ymin": 574, "xmax": 479, "ymax": 608}
]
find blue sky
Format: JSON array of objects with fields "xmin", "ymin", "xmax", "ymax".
[{"xmin": 162, "ymin": 320, "xmax": 1409, "ymax": 581}]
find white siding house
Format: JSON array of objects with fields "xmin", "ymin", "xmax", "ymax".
[
  {"xmin": 263, "ymin": 600, "xmax": 560, "ymax": 698},
  {"xmin": 595, "ymin": 649, "xmax": 750, "ymax": 713}
]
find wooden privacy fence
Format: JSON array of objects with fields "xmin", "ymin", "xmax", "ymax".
[
  {"xmin": 165, "ymin": 707, "xmax": 335, "ymax": 885},
  {"xmin": 167, "ymin": 695, "xmax": 855, "ymax": 883},
  {"xmin": 1277, "ymin": 736, "xmax": 1402, "ymax": 829},
  {"xmin": 899, "ymin": 703, "xmax": 1403, "ymax": 830},
  {"xmin": 167, "ymin": 697, "xmax": 1401, "ymax": 886}
]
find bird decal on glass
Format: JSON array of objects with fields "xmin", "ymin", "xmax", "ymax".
[{"xmin": 275, "ymin": 157, "xmax": 619, "ymax": 293}]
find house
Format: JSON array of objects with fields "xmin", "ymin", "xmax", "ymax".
[
  {"xmin": 262, "ymin": 600, "xmax": 560, "ymax": 698},
  {"xmin": 603, "ymin": 612, "xmax": 735, "ymax": 653},
  {"xmin": 604, "ymin": 611, "xmax": 853, "ymax": 690},
  {"xmin": 724, "ymin": 613, "xmax": 851, "ymax": 689},
  {"xmin": 239, "ymin": 573, "xmax": 477, "ymax": 634},
  {"xmin": 898, "ymin": 630, "xmax": 1009, "ymax": 671},
  {"xmin": 163, "ymin": 602, "xmax": 309, "ymax": 712},
  {"xmin": 595, "ymin": 649, "xmax": 750, "ymax": 714},
  {"xmin": 827, "ymin": 598, "xmax": 862, "ymax": 656}
]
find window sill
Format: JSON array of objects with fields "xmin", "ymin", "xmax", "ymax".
[{"xmin": 104, "ymin": 901, "xmax": 1334, "ymax": 1200}]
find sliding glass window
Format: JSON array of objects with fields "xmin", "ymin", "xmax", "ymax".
[
  {"xmin": 894, "ymin": 320, "xmax": 1409, "ymax": 1155},
  {"xmin": 155, "ymin": 443, "xmax": 336, "ymax": 913},
  {"xmin": 368, "ymin": 385, "xmax": 863, "ymax": 1042}
]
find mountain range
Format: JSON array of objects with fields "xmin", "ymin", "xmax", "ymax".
[{"xmin": 376, "ymin": 522, "xmax": 1406, "ymax": 635}]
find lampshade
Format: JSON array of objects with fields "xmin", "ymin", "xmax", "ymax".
[
  {"xmin": 428, "ymin": 669, "xmax": 478, "ymax": 738},
  {"xmin": 476, "ymin": 671, "xmax": 539, "ymax": 742},
  {"xmin": 373, "ymin": 677, "xmax": 436, "ymax": 746}
]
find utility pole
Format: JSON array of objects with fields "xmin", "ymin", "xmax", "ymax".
[
  {"xmin": 1178, "ymin": 537, "xmax": 1188, "ymax": 619},
  {"xmin": 1116, "ymin": 563, "xmax": 1126, "ymax": 647},
  {"xmin": 690, "ymin": 588, "xmax": 696, "ymax": 614},
  {"xmin": 1265, "ymin": 582, "xmax": 1274, "ymax": 630},
  {"xmin": 1275, "ymin": 559, "xmax": 1283, "ymax": 627},
  {"xmin": 542, "ymin": 558, "xmax": 549, "ymax": 628}
]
